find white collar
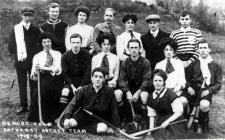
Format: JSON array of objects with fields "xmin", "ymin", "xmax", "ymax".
[
  {"xmin": 22, "ymin": 21, "xmax": 30, "ymax": 30},
  {"xmin": 199, "ymin": 55, "xmax": 213, "ymax": 64},
  {"xmin": 150, "ymin": 28, "xmax": 159, "ymax": 37},
  {"xmin": 152, "ymin": 88, "xmax": 167, "ymax": 99},
  {"xmin": 180, "ymin": 26, "xmax": 191, "ymax": 32},
  {"xmin": 44, "ymin": 49, "xmax": 53, "ymax": 53},
  {"xmin": 101, "ymin": 52, "xmax": 111, "ymax": 56}
]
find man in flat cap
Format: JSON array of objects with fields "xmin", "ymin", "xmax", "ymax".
[
  {"xmin": 141, "ymin": 14, "xmax": 169, "ymax": 70},
  {"xmin": 65, "ymin": 6, "xmax": 94, "ymax": 54},
  {"xmin": 8, "ymin": 6, "xmax": 41, "ymax": 114},
  {"xmin": 41, "ymin": 2, "xmax": 69, "ymax": 54}
]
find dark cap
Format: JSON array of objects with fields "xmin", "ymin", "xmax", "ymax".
[
  {"xmin": 21, "ymin": 6, "xmax": 35, "ymax": 16},
  {"xmin": 145, "ymin": 14, "xmax": 160, "ymax": 23}
]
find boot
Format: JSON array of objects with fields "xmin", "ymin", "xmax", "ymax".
[{"xmin": 198, "ymin": 111, "xmax": 209, "ymax": 134}]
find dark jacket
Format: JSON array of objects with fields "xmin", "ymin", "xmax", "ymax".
[
  {"xmin": 62, "ymin": 84, "xmax": 120, "ymax": 127},
  {"xmin": 8, "ymin": 24, "xmax": 41, "ymax": 68},
  {"xmin": 186, "ymin": 60, "xmax": 222, "ymax": 95},
  {"xmin": 141, "ymin": 29, "xmax": 169, "ymax": 70},
  {"xmin": 118, "ymin": 56, "xmax": 152, "ymax": 93}
]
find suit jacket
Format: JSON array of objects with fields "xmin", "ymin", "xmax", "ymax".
[{"xmin": 141, "ymin": 29, "xmax": 169, "ymax": 70}]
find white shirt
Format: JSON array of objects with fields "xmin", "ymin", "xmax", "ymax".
[
  {"xmin": 21, "ymin": 21, "xmax": 30, "ymax": 30},
  {"xmin": 150, "ymin": 28, "xmax": 159, "ymax": 38},
  {"xmin": 155, "ymin": 58, "xmax": 186, "ymax": 90},
  {"xmin": 31, "ymin": 49, "xmax": 62, "ymax": 76},
  {"xmin": 116, "ymin": 31, "xmax": 144, "ymax": 61},
  {"xmin": 65, "ymin": 23, "xmax": 94, "ymax": 50},
  {"xmin": 92, "ymin": 52, "xmax": 120, "ymax": 85}
]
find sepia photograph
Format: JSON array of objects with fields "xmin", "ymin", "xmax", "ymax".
[{"xmin": 0, "ymin": 0, "xmax": 224, "ymax": 139}]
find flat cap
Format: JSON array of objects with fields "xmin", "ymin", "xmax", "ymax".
[
  {"xmin": 21, "ymin": 6, "xmax": 35, "ymax": 15},
  {"xmin": 145, "ymin": 14, "xmax": 160, "ymax": 22}
]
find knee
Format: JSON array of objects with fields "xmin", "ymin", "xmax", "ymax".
[
  {"xmin": 140, "ymin": 91, "xmax": 149, "ymax": 104},
  {"xmin": 61, "ymin": 88, "xmax": 70, "ymax": 96},
  {"xmin": 179, "ymin": 96, "xmax": 188, "ymax": 107},
  {"xmin": 114, "ymin": 89, "xmax": 123, "ymax": 102},
  {"xmin": 96, "ymin": 122, "xmax": 108, "ymax": 133},
  {"xmin": 200, "ymin": 100, "xmax": 210, "ymax": 112}
]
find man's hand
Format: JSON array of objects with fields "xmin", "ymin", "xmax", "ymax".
[
  {"xmin": 63, "ymin": 118, "xmax": 77, "ymax": 129},
  {"xmin": 188, "ymin": 87, "xmax": 195, "ymax": 96},
  {"xmin": 126, "ymin": 91, "xmax": 133, "ymax": 100},
  {"xmin": 201, "ymin": 90, "xmax": 209, "ymax": 97},
  {"xmin": 132, "ymin": 90, "xmax": 141, "ymax": 102},
  {"xmin": 183, "ymin": 60, "xmax": 192, "ymax": 68}
]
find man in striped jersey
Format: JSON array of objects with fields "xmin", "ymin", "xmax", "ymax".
[{"xmin": 170, "ymin": 10, "xmax": 202, "ymax": 68}]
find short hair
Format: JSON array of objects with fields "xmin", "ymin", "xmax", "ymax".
[
  {"xmin": 104, "ymin": 7, "xmax": 116, "ymax": 16},
  {"xmin": 47, "ymin": 2, "xmax": 60, "ymax": 9},
  {"xmin": 197, "ymin": 39, "xmax": 210, "ymax": 48},
  {"xmin": 127, "ymin": 39, "xmax": 141, "ymax": 49},
  {"xmin": 180, "ymin": 10, "xmax": 190, "ymax": 17},
  {"xmin": 74, "ymin": 6, "xmax": 90, "ymax": 21},
  {"xmin": 122, "ymin": 14, "xmax": 138, "ymax": 24},
  {"xmin": 151, "ymin": 69, "xmax": 168, "ymax": 83},
  {"xmin": 159, "ymin": 37, "xmax": 178, "ymax": 51},
  {"xmin": 70, "ymin": 33, "xmax": 82, "ymax": 43},
  {"xmin": 38, "ymin": 32, "xmax": 56, "ymax": 47},
  {"xmin": 96, "ymin": 32, "xmax": 115, "ymax": 46},
  {"xmin": 92, "ymin": 67, "xmax": 106, "ymax": 77}
]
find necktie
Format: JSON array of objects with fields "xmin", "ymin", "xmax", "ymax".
[
  {"xmin": 45, "ymin": 51, "xmax": 53, "ymax": 67},
  {"xmin": 100, "ymin": 54, "xmax": 109, "ymax": 75},
  {"xmin": 129, "ymin": 31, "xmax": 135, "ymax": 39},
  {"xmin": 165, "ymin": 59, "xmax": 175, "ymax": 74}
]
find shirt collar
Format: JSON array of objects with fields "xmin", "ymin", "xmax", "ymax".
[
  {"xmin": 47, "ymin": 19, "xmax": 61, "ymax": 24},
  {"xmin": 152, "ymin": 88, "xmax": 167, "ymax": 99},
  {"xmin": 43, "ymin": 49, "xmax": 53, "ymax": 53},
  {"xmin": 150, "ymin": 28, "xmax": 159, "ymax": 37},
  {"xmin": 180, "ymin": 26, "xmax": 191, "ymax": 32},
  {"xmin": 22, "ymin": 21, "xmax": 30, "ymax": 30}
]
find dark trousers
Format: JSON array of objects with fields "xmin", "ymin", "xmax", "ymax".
[{"xmin": 16, "ymin": 66, "xmax": 36, "ymax": 108}]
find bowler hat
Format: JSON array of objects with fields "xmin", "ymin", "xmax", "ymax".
[
  {"xmin": 21, "ymin": 6, "xmax": 35, "ymax": 15},
  {"xmin": 145, "ymin": 14, "xmax": 160, "ymax": 23}
]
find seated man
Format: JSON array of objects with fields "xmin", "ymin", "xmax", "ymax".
[
  {"xmin": 180, "ymin": 39, "xmax": 222, "ymax": 134},
  {"xmin": 61, "ymin": 67, "xmax": 120, "ymax": 134},
  {"xmin": 115, "ymin": 39, "xmax": 151, "ymax": 127},
  {"xmin": 60, "ymin": 33, "xmax": 92, "ymax": 112},
  {"xmin": 92, "ymin": 32, "xmax": 120, "ymax": 88}
]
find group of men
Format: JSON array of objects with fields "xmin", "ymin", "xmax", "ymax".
[{"xmin": 8, "ymin": 2, "xmax": 222, "ymax": 137}]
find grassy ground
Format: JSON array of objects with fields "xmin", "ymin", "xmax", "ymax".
[{"xmin": 0, "ymin": 10, "xmax": 225, "ymax": 139}]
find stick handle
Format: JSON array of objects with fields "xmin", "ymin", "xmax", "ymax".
[{"xmin": 131, "ymin": 119, "xmax": 187, "ymax": 137}]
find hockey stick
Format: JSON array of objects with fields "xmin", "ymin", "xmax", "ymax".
[
  {"xmin": 83, "ymin": 108, "xmax": 143, "ymax": 139},
  {"xmin": 130, "ymin": 119, "xmax": 187, "ymax": 137}
]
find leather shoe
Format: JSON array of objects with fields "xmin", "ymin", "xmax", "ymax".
[{"xmin": 16, "ymin": 107, "xmax": 27, "ymax": 114}]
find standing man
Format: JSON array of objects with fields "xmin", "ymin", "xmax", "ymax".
[
  {"xmin": 115, "ymin": 39, "xmax": 151, "ymax": 127},
  {"xmin": 60, "ymin": 33, "xmax": 92, "ymax": 112},
  {"xmin": 94, "ymin": 8, "xmax": 122, "ymax": 54},
  {"xmin": 141, "ymin": 14, "xmax": 169, "ymax": 70},
  {"xmin": 170, "ymin": 10, "xmax": 202, "ymax": 69},
  {"xmin": 41, "ymin": 2, "xmax": 69, "ymax": 54},
  {"xmin": 8, "ymin": 7, "xmax": 41, "ymax": 114},
  {"xmin": 65, "ymin": 6, "xmax": 94, "ymax": 53}
]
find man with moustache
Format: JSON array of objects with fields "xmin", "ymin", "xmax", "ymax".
[{"xmin": 41, "ymin": 2, "xmax": 68, "ymax": 54}]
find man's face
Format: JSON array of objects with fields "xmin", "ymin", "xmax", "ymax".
[
  {"xmin": 128, "ymin": 42, "xmax": 140, "ymax": 57},
  {"xmin": 101, "ymin": 39, "xmax": 111, "ymax": 53},
  {"xmin": 22, "ymin": 14, "xmax": 33, "ymax": 23},
  {"xmin": 164, "ymin": 45, "xmax": 174, "ymax": 59},
  {"xmin": 77, "ymin": 11, "xmax": 87, "ymax": 23},
  {"xmin": 104, "ymin": 10, "xmax": 114, "ymax": 24},
  {"xmin": 125, "ymin": 19, "xmax": 135, "ymax": 32},
  {"xmin": 42, "ymin": 38, "xmax": 52, "ymax": 51},
  {"xmin": 48, "ymin": 7, "xmax": 59, "ymax": 21},
  {"xmin": 198, "ymin": 43, "xmax": 211, "ymax": 59},
  {"xmin": 92, "ymin": 71, "xmax": 104, "ymax": 88},
  {"xmin": 70, "ymin": 37, "xmax": 82, "ymax": 54},
  {"xmin": 179, "ymin": 15, "xmax": 191, "ymax": 28},
  {"xmin": 148, "ymin": 21, "xmax": 159, "ymax": 32}
]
